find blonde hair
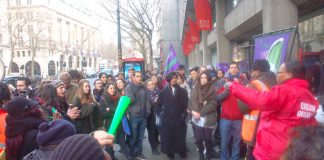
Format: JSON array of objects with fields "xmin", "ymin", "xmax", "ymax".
[{"xmin": 77, "ymin": 79, "xmax": 94, "ymax": 105}]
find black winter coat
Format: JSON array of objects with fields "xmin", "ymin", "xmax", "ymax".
[{"xmin": 156, "ymin": 85, "xmax": 188, "ymax": 154}]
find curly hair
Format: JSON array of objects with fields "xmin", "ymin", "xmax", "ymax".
[{"xmin": 283, "ymin": 124, "xmax": 324, "ymax": 160}]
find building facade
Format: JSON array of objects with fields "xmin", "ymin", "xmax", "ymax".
[
  {"xmin": 159, "ymin": 0, "xmax": 324, "ymax": 71},
  {"xmin": 0, "ymin": 0, "xmax": 101, "ymax": 77}
]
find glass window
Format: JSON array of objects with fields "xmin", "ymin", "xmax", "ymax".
[
  {"xmin": 28, "ymin": 50, "xmax": 31, "ymax": 56},
  {"xmin": 0, "ymin": 34, "xmax": 2, "ymax": 44},
  {"xmin": 17, "ymin": 51, "xmax": 20, "ymax": 57},
  {"xmin": 22, "ymin": 51, "xmax": 25, "ymax": 57},
  {"xmin": 0, "ymin": 50, "xmax": 3, "ymax": 59}
]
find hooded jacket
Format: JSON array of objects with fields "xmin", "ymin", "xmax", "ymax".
[{"xmin": 230, "ymin": 78, "xmax": 319, "ymax": 160}]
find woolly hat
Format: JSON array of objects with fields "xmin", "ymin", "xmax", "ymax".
[
  {"xmin": 51, "ymin": 80, "xmax": 64, "ymax": 88},
  {"xmin": 6, "ymin": 96, "xmax": 39, "ymax": 116},
  {"xmin": 36, "ymin": 119, "xmax": 76, "ymax": 146},
  {"xmin": 49, "ymin": 134, "xmax": 104, "ymax": 160}
]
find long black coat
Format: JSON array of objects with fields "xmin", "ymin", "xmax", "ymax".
[{"xmin": 157, "ymin": 85, "xmax": 188, "ymax": 154}]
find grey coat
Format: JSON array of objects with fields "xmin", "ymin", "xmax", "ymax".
[{"xmin": 125, "ymin": 82, "xmax": 151, "ymax": 118}]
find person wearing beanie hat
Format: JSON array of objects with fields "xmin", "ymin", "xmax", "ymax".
[
  {"xmin": 52, "ymin": 80, "xmax": 80, "ymax": 122},
  {"xmin": 23, "ymin": 120, "xmax": 76, "ymax": 160},
  {"xmin": 49, "ymin": 134, "xmax": 106, "ymax": 160},
  {"xmin": 5, "ymin": 96, "xmax": 46, "ymax": 160}
]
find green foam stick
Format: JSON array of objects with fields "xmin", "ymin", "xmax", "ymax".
[{"xmin": 108, "ymin": 96, "xmax": 131, "ymax": 135}]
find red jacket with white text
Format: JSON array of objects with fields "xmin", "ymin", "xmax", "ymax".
[{"xmin": 229, "ymin": 79, "xmax": 319, "ymax": 160}]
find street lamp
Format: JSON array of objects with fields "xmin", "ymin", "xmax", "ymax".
[{"xmin": 117, "ymin": 0, "xmax": 122, "ymax": 72}]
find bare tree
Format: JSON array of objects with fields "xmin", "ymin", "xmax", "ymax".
[
  {"xmin": 28, "ymin": 12, "xmax": 50, "ymax": 77},
  {"xmin": 4, "ymin": 6, "xmax": 51, "ymax": 77},
  {"xmin": 3, "ymin": 7, "xmax": 29, "ymax": 75},
  {"xmin": 99, "ymin": 0, "xmax": 159, "ymax": 68}
]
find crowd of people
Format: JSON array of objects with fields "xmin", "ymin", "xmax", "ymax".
[{"xmin": 0, "ymin": 60, "xmax": 323, "ymax": 160}]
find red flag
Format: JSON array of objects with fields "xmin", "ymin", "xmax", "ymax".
[
  {"xmin": 194, "ymin": 0, "xmax": 212, "ymax": 30},
  {"xmin": 182, "ymin": 35, "xmax": 189, "ymax": 56},
  {"xmin": 188, "ymin": 17, "xmax": 200, "ymax": 43},
  {"xmin": 186, "ymin": 29, "xmax": 194, "ymax": 52}
]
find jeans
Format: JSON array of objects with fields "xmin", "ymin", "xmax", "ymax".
[
  {"xmin": 220, "ymin": 119, "xmax": 242, "ymax": 160},
  {"xmin": 129, "ymin": 116, "xmax": 147, "ymax": 157}
]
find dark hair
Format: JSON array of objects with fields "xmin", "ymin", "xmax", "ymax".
[
  {"xmin": 99, "ymin": 73, "xmax": 107, "ymax": 79},
  {"xmin": 0, "ymin": 83, "xmax": 11, "ymax": 106},
  {"xmin": 17, "ymin": 77, "xmax": 32, "ymax": 86},
  {"xmin": 68, "ymin": 70, "xmax": 84, "ymax": 80},
  {"xmin": 116, "ymin": 78, "xmax": 126, "ymax": 86},
  {"xmin": 283, "ymin": 124, "xmax": 324, "ymax": 160},
  {"xmin": 285, "ymin": 61, "xmax": 306, "ymax": 79},
  {"xmin": 198, "ymin": 71, "xmax": 212, "ymax": 82},
  {"xmin": 229, "ymin": 62, "xmax": 239, "ymax": 68},
  {"xmin": 166, "ymin": 72, "xmax": 178, "ymax": 83},
  {"xmin": 217, "ymin": 70, "xmax": 225, "ymax": 78},
  {"xmin": 189, "ymin": 66, "xmax": 199, "ymax": 73},
  {"xmin": 107, "ymin": 74, "xmax": 113, "ymax": 79},
  {"xmin": 252, "ymin": 59, "xmax": 270, "ymax": 72},
  {"xmin": 144, "ymin": 79, "xmax": 153, "ymax": 87},
  {"xmin": 103, "ymin": 82, "xmax": 117, "ymax": 96},
  {"xmin": 37, "ymin": 84, "xmax": 57, "ymax": 106},
  {"xmin": 93, "ymin": 79, "xmax": 101, "ymax": 85}
]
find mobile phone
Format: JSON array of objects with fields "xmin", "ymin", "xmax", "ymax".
[{"xmin": 19, "ymin": 90, "xmax": 27, "ymax": 97}]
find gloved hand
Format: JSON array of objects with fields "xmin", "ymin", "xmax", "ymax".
[{"xmin": 224, "ymin": 82, "xmax": 233, "ymax": 90}]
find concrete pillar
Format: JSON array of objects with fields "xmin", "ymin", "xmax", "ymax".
[
  {"xmin": 263, "ymin": 0, "xmax": 299, "ymax": 60},
  {"xmin": 202, "ymin": 31, "xmax": 212, "ymax": 65},
  {"xmin": 196, "ymin": 47, "xmax": 203, "ymax": 66},
  {"xmin": 216, "ymin": 0, "xmax": 231, "ymax": 63},
  {"xmin": 263, "ymin": 0, "xmax": 298, "ymax": 33}
]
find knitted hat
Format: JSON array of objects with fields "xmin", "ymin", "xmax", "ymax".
[
  {"xmin": 36, "ymin": 119, "xmax": 76, "ymax": 146},
  {"xmin": 51, "ymin": 80, "xmax": 64, "ymax": 88},
  {"xmin": 49, "ymin": 134, "xmax": 104, "ymax": 160},
  {"xmin": 6, "ymin": 96, "xmax": 39, "ymax": 116}
]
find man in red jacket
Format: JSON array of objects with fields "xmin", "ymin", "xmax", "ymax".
[
  {"xmin": 226, "ymin": 61, "xmax": 319, "ymax": 160},
  {"xmin": 216, "ymin": 62, "xmax": 244, "ymax": 160}
]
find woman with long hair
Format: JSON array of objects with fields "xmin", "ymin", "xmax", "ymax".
[
  {"xmin": 116, "ymin": 78, "xmax": 126, "ymax": 96},
  {"xmin": 100, "ymin": 83, "xmax": 123, "ymax": 160},
  {"xmin": 5, "ymin": 97, "xmax": 46, "ymax": 160},
  {"xmin": 100, "ymin": 83, "xmax": 120, "ymax": 130},
  {"xmin": 36, "ymin": 84, "xmax": 61, "ymax": 121},
  {"xmin": 189, "ymin": 72, "xmax": 217, "ymax": 160},
  {"xmin": 73, "ymin": 80, "xmax": 97, "ymax": 133}
]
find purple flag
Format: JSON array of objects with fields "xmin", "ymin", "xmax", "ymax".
[{"xmin": 164, "ymin": 44, "xmax": 180, "ymax": 76}]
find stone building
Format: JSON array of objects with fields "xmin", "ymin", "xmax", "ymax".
[
  {"xmin": 158, "ymin": 0, "xmax": 324, "ymax": 71},
  {"xmin": 0, "ymin": 0, "xmax": 101, "ymax": 77}
]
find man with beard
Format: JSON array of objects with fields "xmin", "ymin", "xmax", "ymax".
[{"xmin": 157, "ymin": 72, "xmax": 189, "ymax": 159}]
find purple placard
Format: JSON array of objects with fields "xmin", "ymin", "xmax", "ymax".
[{"xmin": 254, "ymin": 32, "xmax": 291, "ymax": 64}]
